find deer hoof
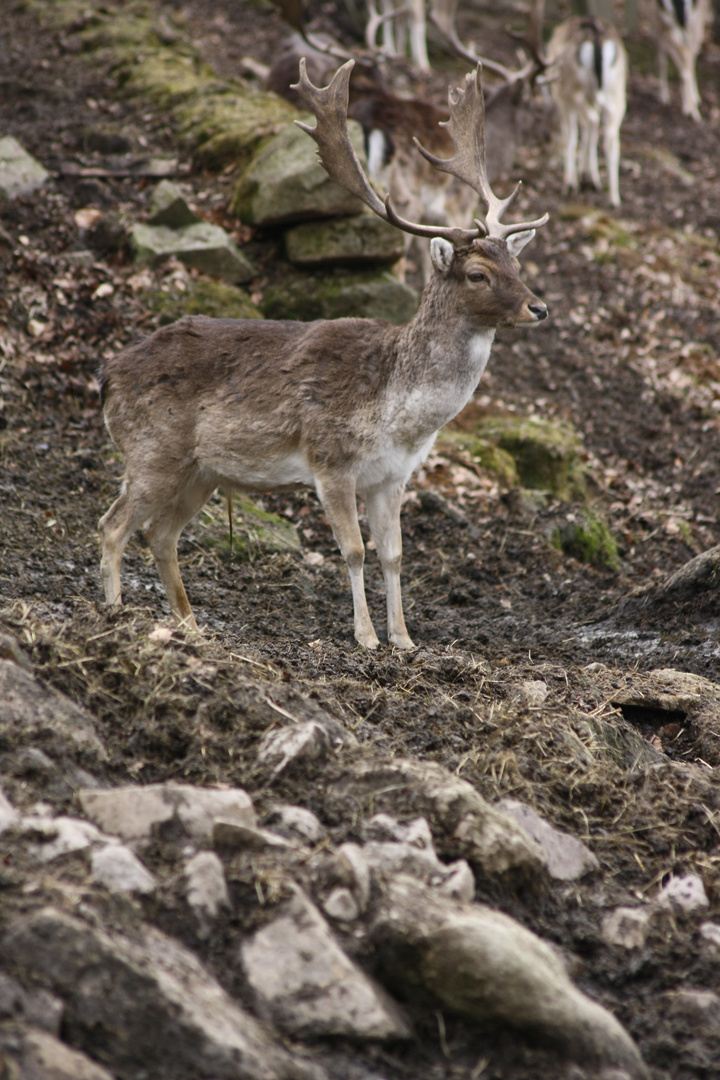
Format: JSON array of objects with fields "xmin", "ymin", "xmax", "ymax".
[{"xmin": 390, "ymin": 633, "xmax": 417, "ymax": 650}]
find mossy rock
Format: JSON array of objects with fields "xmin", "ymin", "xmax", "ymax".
[
  {"xmin": 285, "ymin": 214, "xmax": 404, "ymax": 268},
  {"xmin": 146, "ymin": 278, "xmax": 262, "ymax": 324},
  {"xmin": 260, "ymin": 268, "xmax": 418, "ymax": 324},
  {"xmin": 437, "ymin": 430, "xmax": 519, "ymax": 487},
  {"xmin": 473, "ymin": 415, "xmax": 587, "ymax": 501},
  {"xmin": 199, "ymin": 495, "xmax": 301, "ymax": 561},
  {"xmin": 176, "ymin": 90, "xmax": 297, "ymax": 172},
  {"xmin": 551, "ymin": 509, "xmax": 620, "ymax": 572}
]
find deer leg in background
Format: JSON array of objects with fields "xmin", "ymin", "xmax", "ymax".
[
  {"xmin": 364, "ymin": 482, "xmax": 415, "ymax": 650},
  {"xmin": 315, "ymin": 474, "xmax": 380, "ymax": 649},
  {"xmin": 679, "ymin": 49, "xmax": 702, "ymax": 119},
  {"xmin": 580, "ymin": 109, "xmax": 601, "ymax": 191},
  {"xmin": 562, "ymin": 110, "xmax": 580, "ymax": 193},
  {"xmin": 603, "ymin": 110, "xmax": 621, "ymax": 207},
  {"xmin": 143, "ymin": 472, "xmax": 216, "ymax": 631},
  {"xmin": 99, "ymin": 489, "xmax": 149, "ymax": 610},
  {"xmin": 658, "ymin": 44, "xmax": 671, "ymax": 104}
]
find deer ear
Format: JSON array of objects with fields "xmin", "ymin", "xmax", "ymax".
[
  {"xmin": 430, "ymin": 238, "xmax": 454, "ymax": 275},
  {"xmin": 506, "ymin": 229, "xmax": 536, "ymax": 257}
]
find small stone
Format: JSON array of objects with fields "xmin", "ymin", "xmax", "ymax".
[
  {"xmin": 666, "ymin": 988, "xmax": 720, "ymax": 1031},
  {"xmin": 336, "ymin": 842, "xmax": 371, "ymax": 912},
  {"xmin": 496, "ymin": 799, "xmax": 599, "ymax": 881},
  {"xmin": 322, "ymin": 887, "xmax": 361, "ymax": 923},
  {"xmin": 438, "ymin": 860, "xmax": 476, "ymax": 903},
  {"xmin": 22, "ymin": 815, "xmax": 102, "ymax": 862},
  {"xmin": 257, "ymin": 721, "xmax": 333, "ymax": 776},
  {"xmin": 601, "ymin": 907, "xmax": 651, "ymax": 950},
  {"xmin": 517, "ymin": 680, "xmax": 549, "ymax": 706},
  {"xmin": 699, "ymin": 921, "xmax": 720, "ymax": 953},
  {"xmin": 79, "ymin": 783, "xmax": 256, "ymax": 842},
  {"xmin": 91, "ymin": 843, "xmax": 156, "ymax": 895},
  {"xmin": 240, "ymin": 889, "xmax": 410, "ymax": 1039},
  {"xmin": 0, "ymin": 136, "xmax": 49, "ymax": 200},
  {"xmin": 265, "ymin": 804, "xmax": 326, "ymax": 844},
  {"xmin": 0, "ymin": 1026, "xmax": 115, "ymax": 1080},
  {"xmin": 655, "ymin": 873, "xmax": 709, "ymax": 916},
  {"xmin": 0, "ymin": 788, "xmax": 18, "ymax": 833},
  {"xmin": 147, "ymin": 179, "xmax": 200, "ymax": 228},
  {"xmin": 212, "ymin": 819, "xmax": 296, "ymax": 852},
  {"xmin": 184, "ymin": 851, "xmax": 229, "ymax": 919},
  {"xmin": 130, "ymin": 221, "xmax": 254, "ymax": 283}
]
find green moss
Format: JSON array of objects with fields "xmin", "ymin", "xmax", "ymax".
[
  {"xmin": 472, "ymin": 415, "xmax": 587, "ymax": 501},
  {"xmin": 176, "ymin": 91, "xmax": 296, "ymax": 170},
  {"xmin": 551, "ymin": 509, "xmax": 620, "ymax": 572},
  {"xmin": 200, "ymin": 495, "xmax": 301, "ymax": 561},
  {"xmin": 260, "ymin": 268, "xmax": 418, "ymax": 324},
  {"xmin": 438, "ymin": 430, "xmax": 520, "ymax": 487},
  {"xmin": 146, "ymin": 278, "xmax": 262, "ymax": 323}
]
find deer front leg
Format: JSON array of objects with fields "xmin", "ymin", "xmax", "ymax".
[
  {"xmin": 315, "ymin": 475, "xmax": 380, "ymax": 650},
  {"xmin": 562, "ymin": 111, "xmax": 580, "ymax": 194},
  {"xmin": 364, "ymin": 483, "xmax": 415, "ymax": 650},
  {"xmin": 658, "ymin": 47, "xmax": 671, "ymax": 104}
]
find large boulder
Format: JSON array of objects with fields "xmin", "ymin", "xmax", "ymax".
[{"xmin": 285, "ymin": 214, "xmax": 404, "ymax": 267}]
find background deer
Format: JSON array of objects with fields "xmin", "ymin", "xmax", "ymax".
[
  {"xmin": 546, "ymin": 16, "xmax": 627, "ymax": 207},
  {"xmin": 99, "ymin": 60, "xmax": 548, "ymax": 649},
  {"xmin": 655, "ymin": 0, "xmax": 710, "ymax": 121}
]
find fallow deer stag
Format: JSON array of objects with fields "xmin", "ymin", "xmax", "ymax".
[
  {"xmin": 546, "ymin": 16, "xmax": 627, "ymax": 207},
  {"xmin": 99, "ymin": 60, "xmax": 548, "ymax": 649}
]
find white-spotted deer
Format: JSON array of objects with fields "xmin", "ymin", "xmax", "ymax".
[
  {"xmin": 655, "ymin": 0, "xmax": 710, "ymax": 121},
  {"xmin": 545, "ymin": 16, "xmax": 627, "ymax": 208},
  {"xmin": 99, "ymin": 61, "xmax": 548, "ymax": 649}
]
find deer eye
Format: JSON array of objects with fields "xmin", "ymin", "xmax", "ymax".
[{"xmin": 467, "ymin": 270, "xmax": 487, "ymax": 283}]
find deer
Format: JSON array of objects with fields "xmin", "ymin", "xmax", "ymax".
[
  {"xmin": 655, "ymin": 0, "xmax": 710, "ymax": 121},
  {"xmin": 98, "ymin": 60, "xmax": 549, "ymax": 650},
  {"xmin": 545, "ymin": 16, "xmax": 627, "ymax": 208}
]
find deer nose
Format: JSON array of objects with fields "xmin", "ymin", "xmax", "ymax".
[{"xmin": 529, "ymin": 303, "xmax": 548, "ymax": 321}]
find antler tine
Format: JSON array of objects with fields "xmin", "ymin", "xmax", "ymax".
[
  {"xmin": 413, "ymin": 64, "xmax": 548, "ymax": 240},
  {"xmin": 291, "ymin": 58, "xmax": 480, "ymax": 245},
  {"xmin": 292, "ymin": 59, "xmax": 389, "ymax": 219}
]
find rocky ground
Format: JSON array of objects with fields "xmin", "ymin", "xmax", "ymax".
[{"xmin": 1, "ymin": 1, "xmax": 720, "ymax": 1078}]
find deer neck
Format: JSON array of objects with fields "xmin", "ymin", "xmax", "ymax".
[{"xmin": 389, "ymin": 285, "xmax": 496, "ymax": 439}]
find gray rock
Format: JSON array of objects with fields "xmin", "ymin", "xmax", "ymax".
[
  {"xmin": 2, "ymin": 906, "xmax": 319, "ymax": 1080},
  {"xmin": 285, "ymin": 214, "xmax": 404, "ymax": 267},
  {"xmin": 601, "ymin": 907, "xmax": 651, "ymax": 950},
  {"xmin": 0, "ymin": 136, "xmax": 49, "ymax": 200},
  {"xmin": 655, "ymin": 873, "xmax": 709, "ymax": 916},
  {"xmin": 235, "ymin": 121, "xmax": 365, "ymax": 227},
  {"xmin": 0, "ymin": 659, "xmax": 107, "ymax": 765},
  {"xmin": 79, "ymin": 783, "xmax": 256, "ymax": 842},
  {"xmin": 22, "ymin": 815, "xmax": 102, "ymax": 863},
  {"xmin": 373, "ymin": 876, "xmax": 648, "ymax": 1078},
  {"xmin": 0, "ymin": 787, "xmax": 18, "ymax": 833},
  {"xmin": 327, "ymin": 759, "xmax": 546, "ymax": 882},
  {"xmin": 213, "ymin": 819, "xmax": 297, "ymax": 852},
  {"xmin": 261, "ymin": 270, "xmax": 419, "ymax": 325},
  {"xmin": 0, "ymin": 1024, "xmax": 115, "ymax": 1080},
  {"xmin": 130, "ymin": 221, "xmax": 254, "ymax": 283},
  {"xmin": 257, "ymin": 722, "xmax": 336, "ymax": 776},
  {"xmin": 437, "ymin": 860, "xmax": 475, "ymax": 903},
  {"xmin": 185, "ymin": 850, "xmax": 230, "ymax": 919},
  {"xmin": 699, "ymin": 921, "xmax": 720, "ymax": 954},
  {"xmin": 0, "ymin": 975, "xmax": 63, "ymax": 1034},
  {"xmin": 241, "ymin": 889, "xmax": 410, "ymax": 1040},
  {"xmin": 496, "ymin": 800, "xmax": 599, "ymax": 881},
  {"xmin": 666, "ymin": 988, "xmax": 720, "ymax": 1031},
  {"xmin": 322, "ymin": 887, "xmax": 361, "ymax": 923},
  {"xmin": 147, "ymin": 179, "xmax": 201, "ymax": 227},
  {"xmin": 265, "ymin": 804, "xmax": 326, "ymax": 845},
  {"xmin": 90, "ymin": 843, "xmax": 156, "ymax": 895},
  {"xmin": 335, "ymin": 842, "xmax": 371, "ymax": 913}
]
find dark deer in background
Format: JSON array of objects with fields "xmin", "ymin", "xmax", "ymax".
[
  {"xmin": 655, "ymin": 0, "xmax": 710, "ymax": 121},
  {"xmin": 99, "ymin": 61, "xmax": 548, "ymax": 649}
]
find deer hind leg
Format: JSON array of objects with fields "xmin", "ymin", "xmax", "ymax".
[
  {"xmin": 603, "ymin": 117, "xmax": 622, "ymax": 207},
  {"xmin": 562, "ymin": 111, "xmax": 580, "ymax": 193},
  {"xmin": 143, "ymin": 473, "xmax": 216, "ymax": 631},
  {"xmin": 315, "ymin": 474, "xmax": 380, "ymax": 650},
  {"xmin": 658, "ymin": 47, "xmax": 671, "ymax": 104},
  {"xmin": 579, "ymin": 112, "xmax": 601, "ymax": 191},
  {"xmin": 364, "ymin": 483, "xmax": 415, "ymax": 650},
  {"xmin": 99, "ymin": 487, "xmax": 148, "ymax": 609}
]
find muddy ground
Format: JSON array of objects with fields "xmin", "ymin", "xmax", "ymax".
[{"xmin": 2, "ymin": 1, "xmax": 720, "ymax": 1078}]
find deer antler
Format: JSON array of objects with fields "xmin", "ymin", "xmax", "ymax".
[
  {"xmin": 430, "ymin": 0, "xmax": 544, "ymax": 85},
  {"xmin": 292, "ymin": 58, "xmax": 548, "ymax": 244}
]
